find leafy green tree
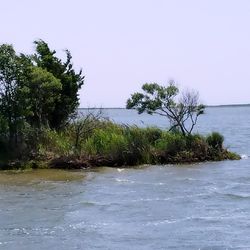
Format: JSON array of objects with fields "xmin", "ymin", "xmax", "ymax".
[
  {"xmin": 0, "ymin": 44, "xmax": 28, "ymax": 145},
  {"xmin": 0, "ymin": 40, "xmax": 85, "ymax": 162},
  {"xmin": 27, "ymin": 67, "xmax": 62, "ymax": 129},
  {"xmin": 32, "ymin": 40, "xmax": 84, "ymax": 129},
  {"xmin": 126, "ymin": 81, "xmax": 205, "ymax": 136}
]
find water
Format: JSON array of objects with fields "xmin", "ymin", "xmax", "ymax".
[{"xmin": 1, "ymin": 107, "xmax": 250, "ymax": 249}]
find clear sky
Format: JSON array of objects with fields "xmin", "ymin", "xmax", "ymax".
[{"xmin": 1, "ymin": 0, "xmax": 250, "ymax": 107}]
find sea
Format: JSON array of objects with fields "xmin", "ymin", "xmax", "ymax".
[{"xmin": 0, "ymin": 106, "xmax": 250, "ymax": 250}]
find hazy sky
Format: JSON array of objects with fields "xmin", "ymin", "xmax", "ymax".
[{"xmin": 1, "ymin": 0, "xmax": 250, "ymax": 107}]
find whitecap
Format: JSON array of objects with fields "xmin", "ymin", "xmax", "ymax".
[
  {"xmin": 241, "ymin": 154, "xmax": 248, "ymax": 159},
  {"xmin": 117, "ymin": 168, "xmax": 125, "ymax": 172},
  {"xmin": 146, "ymin": 217, "xmax": 190, "ymax": 226},
  {"xmin": 115, "ymin": 178, "xmax": 135, "ymax": 183},
  {"xmin": 129, "ymin": 197, "xmax": 170, "ymax": 203},
  {"xmin": 69, "ymin": 221, "xmax": 85, "ymax": 229},
  {"xmin": 156, "ymin": 182, "xmax": 164, "ymax": 186}
]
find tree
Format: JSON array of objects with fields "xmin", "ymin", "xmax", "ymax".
[
  {"xmin": 0, "ymin": 44, "xmax": 28, "ymax": 145},
  {"xmin": 32, "ymin": 40, "xmax": 85, "ymax": 129},
  {"xmin": 27, "ymin": 67, "xmax": 62, "ymax": 129},
  {"xmin": 0, "ymin": 41, "xmax": 85, "ymax": 161},
  {"xmin": 126, "ymin": 81, "xmax": 205, "ymax": 136}
]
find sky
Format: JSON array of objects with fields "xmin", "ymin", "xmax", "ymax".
[{"xmin": 1, "ymin": 0, "xmax": 250, "ymax": 107}]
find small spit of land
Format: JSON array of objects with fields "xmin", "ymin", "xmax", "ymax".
[
  {"xmin": 0, "ymin": 117, "xmax": 240, "ymax": 170},
  {"xmin": 0, "ymin": 41, "xmax": 240, "ymax": 170}
]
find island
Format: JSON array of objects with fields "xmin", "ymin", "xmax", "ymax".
[{"xmin": 0, "ymin": 41, "xmax": 240, "ymax": 170}]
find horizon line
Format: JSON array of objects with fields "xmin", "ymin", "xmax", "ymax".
[{"xmin": 79, "ymin": 103, "xmax": 250, "ymax": 109}]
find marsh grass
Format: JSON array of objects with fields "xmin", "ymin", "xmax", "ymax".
[{"xmin": 0, "ymin": 118, "xmax": 240, "ymax": 169}]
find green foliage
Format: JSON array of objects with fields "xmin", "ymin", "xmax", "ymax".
[
  {"xmin": 0, "ymin": 44, "xmax": 27, "ymax": 145},
  {"xmin": 155, "ymin": 132, "xmax": 187, "ymax": 155},
  {"xmin": 0, "ymin": 41, "xmax": 240, "ymax": 169},
  {"xmin": 223, "ymin": 151, "xmax": 241, "ymax": 160},
  {"xmin": 122, "ymin": 126, "xmax": 152, "ymax": 164},
  {"xmin": 143, "ymin": 127, "xmax": 163, "ymax": 144},
  {"xmin": 0, "ymin": 117, "xmax": 240, "ymax": 169},
  {"xmin": 66, "ymin": 112, "xmax": 109, "ymax": 154},
  {"xmin": 91, "ymin": 131, "xmax": 126, "ymax": 156},
  {"xmin": 83, "ymin": 123, "xmax": 124, "ymax": 154},
  {"xmin": 127, "ymin": 82, "xmax": 178, "ymax": 115},
  {"xmin": 0, "ymin": 40, "xmax": 85, "ymax": 163},
  {"xmin": 27, "ymin": 67, "xmax": 62, "ymax": 128},
  {"xmin": 185, "ymin": 134, "xmax": 209, "ymax": 161},
  {"xmin": 126, "ymin": 81, "xmax": 205, "ymax": 136},
  {"xmin": 33, "ymin": 40, "xmax": 84, "ymax": 129},
  {"xmin": 38, "ymin": 129, "xmax": 72, "ymax": 157},
  {"xmin": 84, "ymin": 125, "xmax": 127, "ymax": 165},
  {"xmin": 82, "ymin": 124, "xmax": 154, "ymax": 165},
  {"xmin": 206, "ymin": 132, "xmax": 224, "ymax": 151}
]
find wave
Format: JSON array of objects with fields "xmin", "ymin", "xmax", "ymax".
[
  {"xmin": 240, "ymin": 154, "xmax": 248, "ymax": 159},
  {"xmin": 117, "ymin": 168, "xmax": 125, "ymax": 172},
  {"xmin": 146, "ymin": 217, "xmax": 193, "ymax": 226},
  {"xmin": 216, "ymin": 192, "xmax": 250, "ymax": 199},
  {"xmin": 225, "ymin": 193, "xmax": 250, "ymax": 199},
  {"xmin": 115, "ymin": 178, "xmax": 135, "ymax": 184},
  {"xmin": 146, "ymin": 215, "xmax": 234, "ymax": 226}
]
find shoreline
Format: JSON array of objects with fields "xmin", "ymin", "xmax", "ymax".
[
  {"xmin": 0, "ymin": 149, "xmax": 240, "ymax": 171},
  {"xmin": 0, "ymin": 120, "xmax": 241, "ymax": 171}
]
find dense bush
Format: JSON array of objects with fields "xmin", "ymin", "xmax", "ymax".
[
  {"xmin": 38, "ymin": 129, "xmax": 73, "ymax": 157},
  {"xmin": 122, "ymin": 126, "xmax": 152, "ymax": 165},
  {"xmin": 83, "ymin": 124, "xmax": 154, "ymax": 165},
  {"xmin": 206, "ymin": 132, "xmax": 224, "ymax": 151},
  {"xmin": 155, "ymin": 132, "xmax": 187, "ymax": 155},
  {"xmin": 84, "ymin": 127, "xmax": 126, "ymax": 157},
  {"xmin": 143, "ymin": 127, "xmax": 163, "ymax": 144}
]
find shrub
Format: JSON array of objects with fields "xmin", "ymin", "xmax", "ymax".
[
  {"xmin": 186, "ymin": 133, "xmax": 204, "ymax": 147},
  {"xmin": 155, "ymin": 132, "xmax": 187, "ymax": 155},
  {"xmin": 84, "ymin": 126, "xmax": 127, "ymax": 160},
  {"xmin": 83, "ymin": 125, "xmax": 158, "ymax": 165},
  {"xmin": 223, "ymin": 151, "xmax": 241, "ymax": 160},
  {"xmin": 185, "ymin": 134, "xmax": 209, "ymax": 160},
  {"xmin": 122, "ymin": 126, "xmax": 151, "ymax": 165},
  {"xmin": 66, "ymin": 115, "xmax": 106, "ymax": 153},
  {"xmin": 38, "ymin": 129, "xmax": 72, "ymax": 157},
  {"xmin": 206, "ymin": 132, "xmax": 224, "ymax": 151},
  {"xmin": 144, "ymin": 127, "xmax": 163, "ymax": 144}
]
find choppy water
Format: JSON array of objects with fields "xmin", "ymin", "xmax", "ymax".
[{"xmin": 1, "ymin": 107, "xmax": 250, "ymax": 249}]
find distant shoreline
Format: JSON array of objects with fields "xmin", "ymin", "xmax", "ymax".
[
  {"xmin": 207, "ymin": 103, "xmax": 250, "ymax": 108},
  {"xmin": 79, "ymin": 104, "xmax": 250, "ymax": 109}
]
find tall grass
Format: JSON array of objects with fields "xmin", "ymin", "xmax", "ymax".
[
  {"xmin": 83, "ymin": 125, "xmax": 161, "ymax": 165},
  {"xmin": 0, "ymin": 116, "xmax": 240, "ymax": 169},
  {"xmin": 38, "ymin": 129, "xmax": 73, "ymax": 157}
]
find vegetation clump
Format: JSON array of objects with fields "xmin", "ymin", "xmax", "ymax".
[
  {"xmin": 0, "ymin": 40, "xmax": 84, "ymax": 167},
  {"xmin": 16, "ymin": 118, "xmax": 239, "ymax": 169}
]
